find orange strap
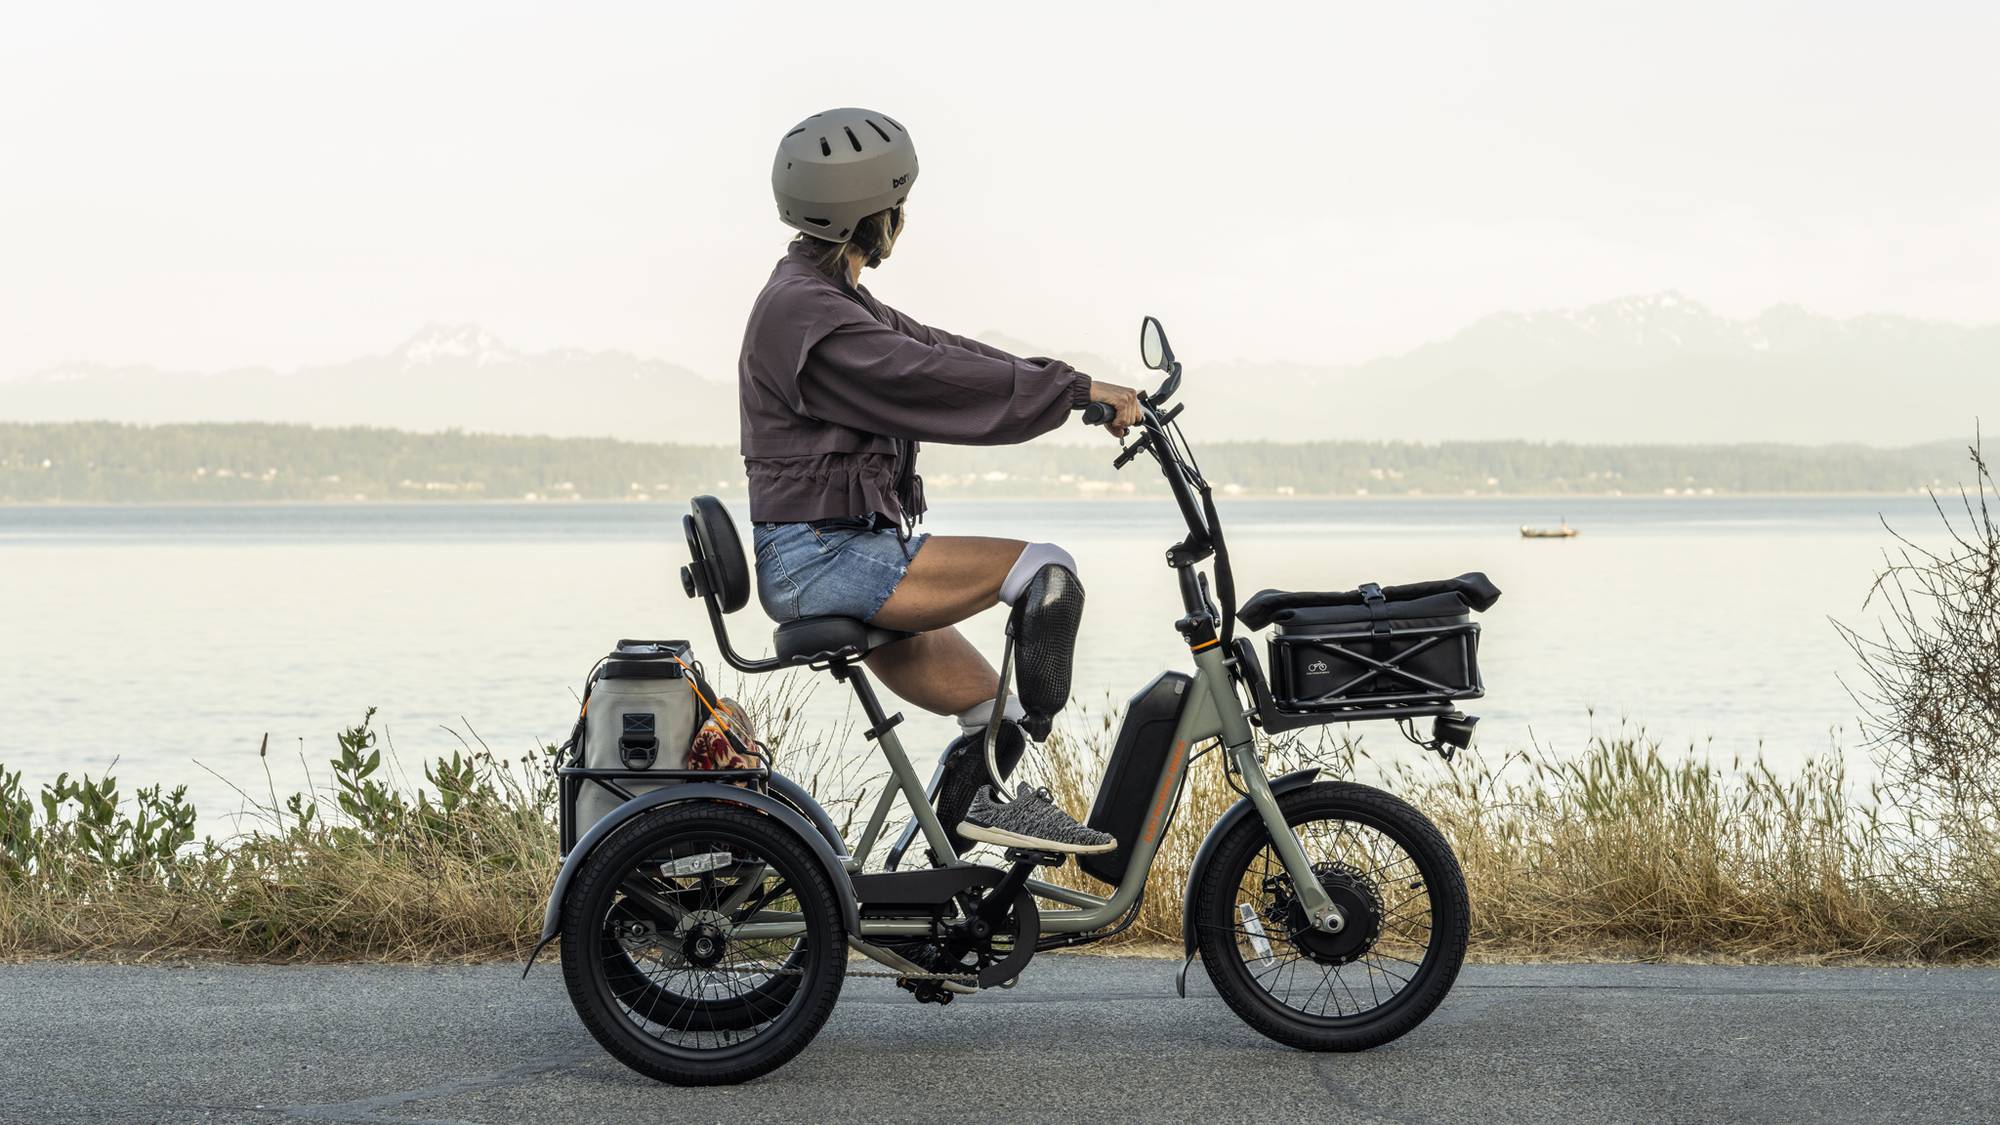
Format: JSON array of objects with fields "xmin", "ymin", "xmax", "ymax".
[
  {"xmin": 671, "ymin": 654, "xmax": 732, "ymax": 731},
  {"xmin": 670, "ymin": 653, "xmax": 767, "ymax": 765}
]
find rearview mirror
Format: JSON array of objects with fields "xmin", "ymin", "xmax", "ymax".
[{"xmin": 1140, "ymin": 315, "xmax": 1173, "ymax": 371}]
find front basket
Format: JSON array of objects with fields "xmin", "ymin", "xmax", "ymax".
[{"xmin": 1237, "ymin": 576, "xmax": 1495, "ymax": 731}]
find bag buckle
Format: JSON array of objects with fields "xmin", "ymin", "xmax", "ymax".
[{"xmin": 1358, "ymin": 582, "xmax": 1393, "ymax": 636}]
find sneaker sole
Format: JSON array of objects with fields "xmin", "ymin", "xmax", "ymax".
[{"xmin": 957, "ymin": 821, "xmax": 1118, "ymax": 855}]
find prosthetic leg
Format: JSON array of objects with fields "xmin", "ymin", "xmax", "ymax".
[
  {"xmin": 886, "ymin": 555, "xmax": 1113, "ymax": 867},
  {"xmin": 1007, "ymin": 562, "xmax": 1086, "ymax": 743},
  {"xmin": 958, "ymin": 562, "xmax": 1114, "ymax": 855}
]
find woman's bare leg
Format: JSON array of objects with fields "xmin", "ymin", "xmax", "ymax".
[
  {"xmin": 868, "ymin": 535, "xmax": 1024, "ymax": 633},
  {"xmin": 864, "ymin": 626, "xmax": 998, "ymax": 715},
  {"xmin": 864, "ymin": 535, "xmax": 1025, "ymax": 714}
]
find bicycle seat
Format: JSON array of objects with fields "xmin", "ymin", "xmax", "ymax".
[
  {"xmin": 772, "ymin": 616, "xmax": 914, "ymax": 665},
  {"xmin": 685, "ymin": 496, "xmax": 917, "ymax": 671}
]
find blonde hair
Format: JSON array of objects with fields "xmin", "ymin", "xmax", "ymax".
[{"xmin": 800, "ymin": 204, "xmax": 904, "ymax": 278}]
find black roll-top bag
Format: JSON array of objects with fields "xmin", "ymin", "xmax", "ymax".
[{"xmin": 1239, "ymin": 572, "xmax": 1499, "ymax": 724}]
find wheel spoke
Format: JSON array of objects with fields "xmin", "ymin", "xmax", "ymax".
[
  {"xmin": 1206, "ymin": 799, "xmax": 1457, "ymax": 1028},
  {"xmin": 573, "ymin": 820, "xmax": 831, "ymax": 1062}
]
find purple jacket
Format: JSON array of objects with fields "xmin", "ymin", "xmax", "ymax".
[{"xmin": 738, "ymin": 240, "xmax": 1091, "ymax": 527}]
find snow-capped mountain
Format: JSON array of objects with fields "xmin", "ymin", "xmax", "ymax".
[
  {"xmin": 0, "ymin": 325, "xmax": 736, "ymax": 443},
  {"xmin": 391, "ymin": 323, "xmax": 524, "ymax": 368},
  {"xmin": 2, "ymin": 298, "xmax": 1991, "ymax": 445},
  {"xmin": 1152, "ymin": 294, "xmax": 1997, "ymax": 445},
  {"xmin": 1388, "ymin": 292, "xmax": 1990, "ymax": 372}
]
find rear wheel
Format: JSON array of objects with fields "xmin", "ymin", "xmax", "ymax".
[
  {"xmin": 1191, "ymin": 781, "xmax": 1468, "ymax": 1051},
  {"xmin": 559, "ymin": 803, "xmax": 845, "ymax": 1085},
  {"xmin": 599, "ymin": 899, "xmax": 806, "ymax": 1031}
]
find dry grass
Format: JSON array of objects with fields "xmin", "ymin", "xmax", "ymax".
[
  {"xmin": 0, "ymin": 711, "xmax": 556, "ymax": 962},
  {"xmin": 1033, "ymin": 718, "xmax": 2000, "ymax": 963},
  {"xmin": 4, "ymin": 701, "xmax": 1997, "ymax": 965}
]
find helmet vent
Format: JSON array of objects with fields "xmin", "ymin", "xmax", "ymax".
[
  {"xmin": 843, "ymin": 126, "xmax": 863, "ymax": 152},
  {"xmin": 884, "ymin": 116, "xmax": 904, "ymax": 132},
  {"xmin": 802, "ymin": 216, "xmax": 831, "ymax": 227},
  {"xmin": 818, "ymin": 136, "xmax": 831, "ymax": 157},
  {"xmin": 865, "ymin": 119, "xmax": 892, "ymax": 143}
]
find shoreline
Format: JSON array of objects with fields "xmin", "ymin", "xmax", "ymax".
[
  {"xmin": 0, "ymin": 490, "xmax": 1943, "ymax": 511},
  {"xmin": 5, "ymin": 947, "xmax": 1997, "ymax": 968}
]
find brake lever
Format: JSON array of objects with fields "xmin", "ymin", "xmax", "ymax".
[{"xmin": 1112, "ymin": 431, "xmax": 1152, "ymax": 471}]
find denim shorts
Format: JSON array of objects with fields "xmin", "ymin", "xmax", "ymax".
[{"xmin": 752, "ymin": 518, "xmax": 930, "ymax": 623}]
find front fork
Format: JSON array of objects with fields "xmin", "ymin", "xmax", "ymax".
[{"xmin": 1197, "ymin": 642, "xmax": 1342, "ymax": 932}]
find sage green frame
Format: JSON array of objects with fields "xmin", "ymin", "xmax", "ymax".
[{"xmin": 729, "ymin": 642, "xmax": 1338, "ymax": 949}]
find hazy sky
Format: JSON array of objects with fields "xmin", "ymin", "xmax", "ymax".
[{"xmin": 2, "ymin": 1, "xmax": 1994, "ymax": 380}]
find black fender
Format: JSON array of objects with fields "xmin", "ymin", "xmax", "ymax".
[
  {"xmin": 526, "ymin": 779, "xmax": 857, "ymax": 974},
  {"xmin": 1179, "ymin": 767, "xmax": 1323, "ymax": 964}
]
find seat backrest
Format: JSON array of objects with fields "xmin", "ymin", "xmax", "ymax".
[{"xmin": 686, "ymin": 496, "xmax": 752, "ymax": 614}]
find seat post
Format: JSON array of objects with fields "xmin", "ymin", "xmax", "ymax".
[{"xmin": 827, "ymin": 661, "xmax": 904, "ymax": 743}]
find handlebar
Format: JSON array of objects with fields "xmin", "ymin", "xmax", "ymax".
[{"xmin": 1072, "ymin": 348, "xmax": 1235, "ymax": 642}]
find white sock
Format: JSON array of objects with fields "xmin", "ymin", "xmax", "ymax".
[
  {"xmin": 998, "ymin": 542, "xmax": 1077, "ymax": 606},
  {"xmin": 956, "ymin": 695, "xmax": 1026, "ymax": 735}
]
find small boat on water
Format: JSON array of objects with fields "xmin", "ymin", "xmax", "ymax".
[{"xmin": 1520, "ymin": 519, "xmax": 1578, "ymax": 539}]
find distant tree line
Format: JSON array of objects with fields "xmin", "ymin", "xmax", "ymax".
[{"xmin": 0, "ymin": 421, "xmax": 1969, "ymax": 504}]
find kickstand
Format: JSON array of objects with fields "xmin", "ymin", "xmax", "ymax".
[{"xmin": 1174, "ymin": 952, "xmax": 1196, "ymax": 999}]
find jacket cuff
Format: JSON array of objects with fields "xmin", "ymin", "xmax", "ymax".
[{"xmin": 1068, "ymin": 370, "xmax": 1093, "ymax": 408}]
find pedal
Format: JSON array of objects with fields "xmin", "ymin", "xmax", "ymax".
[
  {"xmin": 1003, "ymin": 848, "xmax": 1065, "ymax": 868},
  {"xmin": 895, "ymin": 977, "xmax": 960, "ymax": 1005}
]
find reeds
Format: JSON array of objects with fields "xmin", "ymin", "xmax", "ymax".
[
  {"xmin": 0, "ymin": 711, "xmax": 556, "ymax": 961},
  {"xmin": 4, "ymin": 702, "xmax": 1994, "ymax": 964},
  {"xmin": 1025, "ymin": 710, "xmax": 2000, "ymax": 963}
]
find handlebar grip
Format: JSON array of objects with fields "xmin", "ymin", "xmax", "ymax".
[{"xmin": 1079, "ymin": 402, "xmax": 1116, "ymax": 426}]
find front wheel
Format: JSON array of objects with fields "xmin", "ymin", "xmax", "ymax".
[{"xmin": 1190, "ymin": 781, "xmax": 1469, "ymax": 1051}]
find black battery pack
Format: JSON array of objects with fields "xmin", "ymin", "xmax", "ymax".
[{"xmin": 1078, "ymin": 671, "xmax": 1193, "ymax": 887}]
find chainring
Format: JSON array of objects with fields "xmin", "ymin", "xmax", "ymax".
[{"xmin": 884, "ymin": 886, "xmax": 1040, "ymax": 1000}]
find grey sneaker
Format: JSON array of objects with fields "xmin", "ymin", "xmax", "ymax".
[{"xmin": 958, "ymin": 785, "xmax": 1116, "ymax": 855}]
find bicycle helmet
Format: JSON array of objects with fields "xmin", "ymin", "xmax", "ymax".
[{"xmin": 772, "ymin": 108, "xmax": 918, "ymax": 242}]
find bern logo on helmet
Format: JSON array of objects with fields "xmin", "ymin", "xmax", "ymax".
[{"xmin": 890, "ymin": 173, "xmax": 910, "ymax": 189}]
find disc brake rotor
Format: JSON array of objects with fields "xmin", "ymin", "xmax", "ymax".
[{"xmin": 1268, "ymin": 861, "xmax": 1384, "ymax": 966}]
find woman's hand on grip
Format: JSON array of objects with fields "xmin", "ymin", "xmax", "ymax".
[{"xmin": 1089, "ymin": 380, "xmax": 1144, "ymax": 438}]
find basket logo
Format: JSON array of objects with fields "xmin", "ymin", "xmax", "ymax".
[{"xmin": 1305, "ymin": 659, "xmax": 1330, "ymax": 676}]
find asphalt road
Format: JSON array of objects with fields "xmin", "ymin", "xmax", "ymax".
[{"xmin": 1, "ymin": 957, "xmax": 1996, "ymax": 1124}]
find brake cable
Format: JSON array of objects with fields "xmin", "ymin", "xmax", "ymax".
[{"xmin": 1175, "ymin": 417, "xmax": 1239, "ymax": 649}]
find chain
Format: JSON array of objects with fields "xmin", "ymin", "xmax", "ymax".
[
  {"xmin": 847, "ymin": 967, "xmax": 978, "ymax": 983},
  {"xmin": 638, "ymin": 960, "xmax": 975, "ymax": 985}
]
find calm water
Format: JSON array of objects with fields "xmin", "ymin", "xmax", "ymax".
[{"xmin": 0, "ymin": 496, "xmax": 1928, "ymax": 818}]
